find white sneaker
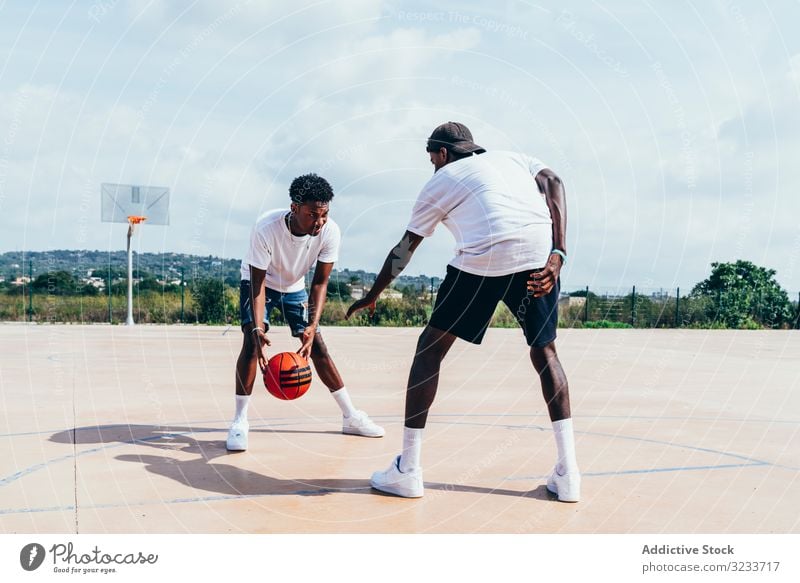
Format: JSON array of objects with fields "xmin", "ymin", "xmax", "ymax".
[
  {"xmin": 342, "ymin": 410, "xmax": 385, "ymax": 437},
  {"xmin": 226, "ymin": 421, "xmax": 249, "ymax": 451},
  {"xmin": 371, "ymin": 455, "xmax": 423, "ymax": 498},
  {"xmin": 546, "ymin": 466, "xmax": 580, "ymax": 502}
]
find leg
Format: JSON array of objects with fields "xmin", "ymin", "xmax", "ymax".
[
  {"xmin": 531, "ymin": 343, "xmax": 579, "ymax": 501},
  {"xmin": 228, "ymin": 280, "xmax": 270, "ymax": 451},
  {"xmin": 309, "ymin": 331, "xmax": 384, "ymax": 437},
  {"xmin": 235, "ymin": 330, "xmax": 259, "ymax": 396},
  {"xmin": 404, "ymin": 325, "xmax": 458, "ymax": 429},
  {"xmin": 530, "ymin": 341, "xmax": 570, "ymax": 421},
  {"xmin": 404, "ymin": 269, "xmax": 501, "ymax": 428},
  {"xmin": 371, "ymin": 267, "xmax": 494, "ymax": 497},
  {"xmin": 235, "ymin": 279, "xmax": 270, "ymax": 396},
  {"xmin": 506, "ymin": 272, "xmax": 579, "ymax": 501},
  {"xmin": 227, "ymin": 330, "xmax": 257, "ymax": 451},
  {"xmin": 309, "ymin": 332, "xmax": 344, "ymax": 392}
]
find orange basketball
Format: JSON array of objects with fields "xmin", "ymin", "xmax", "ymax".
[{"xmin": 264, "ymin": 352, "xmax": 312, "ymax": 400}]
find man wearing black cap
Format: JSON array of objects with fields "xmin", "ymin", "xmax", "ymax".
[{"xmin": 347, "ymin": 122, "xmax": 579, "ymax": 502}]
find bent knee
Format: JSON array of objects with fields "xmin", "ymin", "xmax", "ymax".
[
  {"xmin": 530, "ymin": 341, "xmax": 558, "ymax": 366},
  {"xmin": 414, "ymin": 336, "xmax": 449, "ymax": 363},
  {"xmin": 310, "ymin": 336, "xmax": 330, "ymax": 360},
  {"xmin": 531, "ymin": 340, "xmax": 557, "ymax": 355},
  {"xmin": 240, "ymin": 335, "xmax": 259, "ymax": 360}
]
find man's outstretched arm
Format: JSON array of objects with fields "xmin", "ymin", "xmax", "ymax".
[{"xmin": 346, "ymin": 230, "xmax": 424, "ymax": 319}]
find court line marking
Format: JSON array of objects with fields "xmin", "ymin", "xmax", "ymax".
[
  {"xmin": 0, "ymin": 460, "xmax": 774, "ymax": 517},
  {"xmin": 3, "ymin": 415, "xmax": 794, "ymax": 491},
  {"xmin": 2, "ymin": 412, "xmax": 798, "ymax": 439},
  {"xmin": 506, "ymin": 462, "xmax": 766, "ymax": 481},
  {"xmin": 1, "ymin": 415, "xmax": 796, "ymax": 515}
]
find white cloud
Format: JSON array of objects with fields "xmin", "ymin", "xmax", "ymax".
[{"xmin": 2, "ymin": 1, "xmax": 800, "ymax": 292}]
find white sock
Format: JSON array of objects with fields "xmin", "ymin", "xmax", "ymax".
[
  {"xmin": 332, "ymin": 387, "xmax": 357, "ymax": 418},
  {"xmin": 233, "ymin": 394, "xmax": 250, "ymax": 425},
  {"xmin": 552, "ymin": 418, "xmax": 578, "ymax": 474},
  {"xmin": 399, "ymin": 427, "xmax": 423, "ymax": 472}
]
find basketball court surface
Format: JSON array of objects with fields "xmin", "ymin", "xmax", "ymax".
[{"xmin": 1, "ymin": 324, "xmax": 797, "ymax": 533}]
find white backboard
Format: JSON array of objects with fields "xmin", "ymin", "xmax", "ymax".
[{"xmin": 101, "ymin": 183, "xmax": 170, "ymax": 225}]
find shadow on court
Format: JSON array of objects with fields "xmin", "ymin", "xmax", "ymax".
[
  {"xmin": 48, "ymin": 423, "xmax": 339, "ymax": 446},
  {"xmin": 48, "ymin": 424, "xmax": 551, "ymax": 501}
]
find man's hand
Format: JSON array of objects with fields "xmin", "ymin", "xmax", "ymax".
[
  {"xmin": 346, "ymin": 297, "xmax": 376, "ymax": 320},
  {"xmin": 252, "ymin": 328, "xmax": 271, "ymax": 371},
  {"xmin": 528, "ymin": 253, "xmax": 563, "ymax": 298},
  {"xmin": 297, "ymin": 326, "xmax": 315, "ymax": 360}
]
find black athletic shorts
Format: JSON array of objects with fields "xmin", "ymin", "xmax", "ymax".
[{"xmin": 428, "ymin": 265, "xmax": 559, "ymax": 347}]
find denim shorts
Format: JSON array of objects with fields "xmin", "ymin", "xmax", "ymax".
[{"xmin": 239, "ymin": 280, "xmax": 313, "ymax": 337}]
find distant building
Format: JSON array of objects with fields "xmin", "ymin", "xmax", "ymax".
[
  {"xmin": 350, "ymin": 286, "xmax": 403, "ymax": 300},
  {"xmin": 562, "ymin": 295, "xmax": 586, "ymax": 307}
]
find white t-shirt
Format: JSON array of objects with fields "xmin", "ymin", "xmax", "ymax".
[
  {"xmin": 406, "ymin": 150, "xmax": 553, "ymax": 277},
  {"xmin": 240, "ymin": 209, "xmax": 341, "ymax": 292}
]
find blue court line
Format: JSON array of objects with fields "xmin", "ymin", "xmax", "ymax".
[
  {"xmin": 1, "ymin": 424, "xmax": 283, "ymax": 488},
  {"xmin": 1, "ymin": 413, "xmax": 797, "ymax": 439},
  {"xmin": 584, "ymin": 462, "xmax": 769, "ymax": 476},
  {"xmin": 1, "ymin": 417, "xmax": 796, "ymax": 517},
  {"xmin": 0, "ymin": 485, "xmax": 374, "ymax": 516},
  {"xmin": 0, "ymin": 461, "xmax": 774, "ymax": 517},
  {"xmin": 428, "ymin": 420, "xmax": 774, "ymax": 465},
  {"xmin": 0, "ymin": 417, "xmax": 317, "ymax": 439},
  {"xmin": 0, "ymin": 419, "xmax": 350, "ymax": 488},
  {"xmin": 505, "ymin": 462, "xmax": 767, "ymax": 481},
  {"xmin": 0, "ymin": 418, "xmax": 785, "ymax": 489}
]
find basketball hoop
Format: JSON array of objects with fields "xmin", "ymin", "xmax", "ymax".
[
  {"xmin": 127, "ymin": 215, "xmax": 147, "ymax": 235},
  {"xmin": 101, "ymin": 183, "xmax": 169, "ymax": 326}
]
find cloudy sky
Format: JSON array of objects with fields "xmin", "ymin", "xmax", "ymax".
[{"xmin": 1, "ymin": 0, "xmax": 799, "ymax": 293}]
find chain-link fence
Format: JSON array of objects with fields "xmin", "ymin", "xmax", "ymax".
[
  {"xmin": 556, "ymin": 286, "xmax": 799, "ymax": 329},
  {"xmin": 0, "ymin": 259, "xmax": 235, "ymax": 325},
  {"xmin": 3, "ymin": 260, "xmax": 799, "ymax": 329}
]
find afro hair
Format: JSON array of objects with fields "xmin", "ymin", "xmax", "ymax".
[{"xmin": 289, "ymin": 173, "xmax": 334, "ymax": 205}]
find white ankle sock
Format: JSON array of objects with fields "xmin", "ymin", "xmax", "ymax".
[
  {"xmin": 332, "ymin": 387, "xmax": 357, "ymax": 418},
  {"xmin": 400, "ymin": 427, "xmax": 423, "ymax": 472},
  {"xmin": 552, "ymin": 418, "xmax": 578, "ymax": 474},
  {"xmin": 233, "ymin": 394, "xmax": 250, "ymax": 424}
]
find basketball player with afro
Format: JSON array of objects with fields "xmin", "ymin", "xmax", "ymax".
[
  {"xmin": 227, "ymin": 173, "xmax": 384, "ymax": 451},
  {"xmin": 347, "ymin": 122, "xmax": 580, "ymax": 502}
]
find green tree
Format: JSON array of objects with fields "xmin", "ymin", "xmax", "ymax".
[
  {"xmin": 371, "ymin": 298, "xmax": 428, "ymax": 326},
  {"xmin": 191, "ymin": 278, "xmax": 230, "ymax": 323},
  {"xmin": 568, "ymin": 289, "xmax": 598, "ymax": 299},
  {"xmin": 690, "ymin": 260, "xmax": 792, "ymax": 329},
  {"xmin": 326, "ymin": 279, "xmax": 352, "ymax": 301},
  {"xmin": 31, "ymin": 271, "xmax": 80, "ymax": 295},
  {"xmin": 137, "ymin": 276, "xmax": 164, "ymax": 292},
  {"xmin": 91, "ymin": 267, "xmax": 127, "ymax": 280}
]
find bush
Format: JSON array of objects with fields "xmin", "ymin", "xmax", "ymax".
[
  {"xmin": 691, "ymin": 260, "xmax": 793, "ymax": 328},
  {"xmin": 191, "ymin": 278, "xmax": 234, "ymax": 324},
  {"xmin": 583, "ymin": 320, "xmax": 633, "ymax": 329}
]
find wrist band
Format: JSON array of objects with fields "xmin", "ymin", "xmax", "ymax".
[
  {"xmin": 251, "ymin": 327, "xmax": 262, "ymax": 335},
  {"xmin": 550, "ymin": 249, "xmax": 567, "ymax": 264}
]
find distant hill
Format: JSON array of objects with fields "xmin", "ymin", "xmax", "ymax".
[{"xmin": 0, "ymin": 250, "xmax": 442, "ymax": 290}]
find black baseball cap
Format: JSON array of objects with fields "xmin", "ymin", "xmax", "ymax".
[{"xmin": 426, "ymin": 121, "xmax": 486, "ymax": 155}]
